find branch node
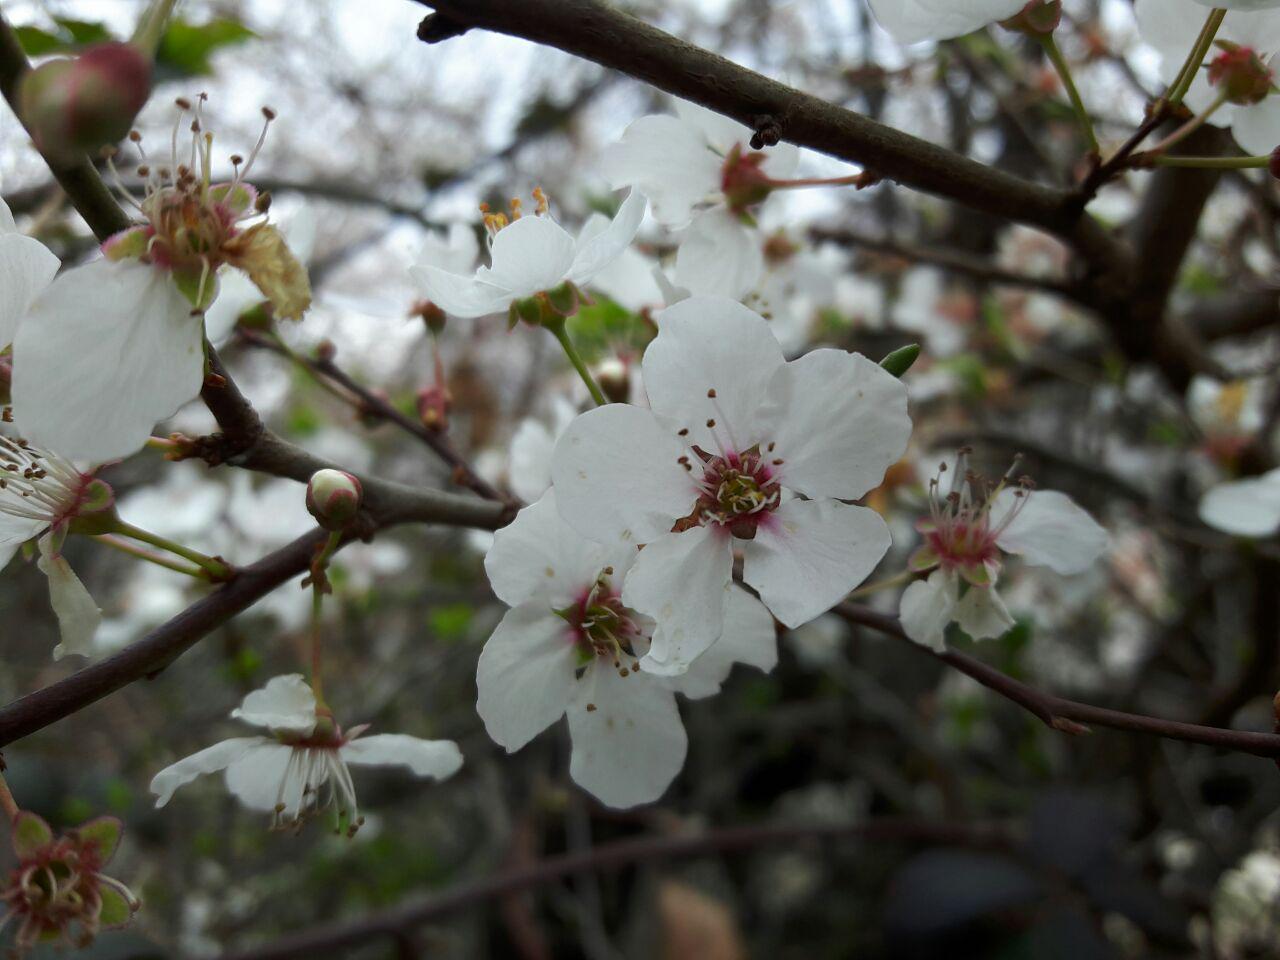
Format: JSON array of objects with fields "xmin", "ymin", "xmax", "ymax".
[
  {"xmin": 749, "ymin": 114, "xmax": 782, "ymax": 150},
  {"xmin": 417, "ymin": 13, "xmax": 470, "ymax": 44}
]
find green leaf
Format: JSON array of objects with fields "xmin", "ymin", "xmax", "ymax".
[
  {"xmin": 11, "ymin": 811, "xmax": 53, "ymax": 859},
  {"xmin": 878, "ymin": 343, "xmax": 921, "ymax": 378},
  {"xmin": 14, "ymin": 18, "xmax": 112, "ymax": 56},
  {"xmin": 156, "ymin": 17, "xmax": 256, "ymax": 78},
  {"xmin": 75, "ymin": 815, "xmax": 123, "ymax": 863}
]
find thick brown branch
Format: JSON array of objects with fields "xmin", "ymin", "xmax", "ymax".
[
  {"xmin": 835, "ymin": 603, "xmax": 1280, "ymax": 759},
  {"xmin": 217, "ymin": 817, "xmax": 1010, "ymax": 960}
]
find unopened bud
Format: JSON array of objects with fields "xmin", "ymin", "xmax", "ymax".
[
  {"xmin": 998, "ymin": 0, "xmax": 1062, "ymax": 35},
  {"xmin": 720, "ymin": 144, "xmax": 773, "ymax": 213},
  {"xmin": 1208, "ymin": 42, "xmax": 1274, "ymax": 105},
  {"xmin": 411, "ymin": 299, "xmax": 447, "ymax": 335},
  {"xmin": 306, "ymin": 469, "xmax": 363, "ymax": 531},
  {"xmin": 416, "ymin": 385, "xmax": 451, "ymax": 432},
  {"xmin": 595, "ymin": 357, "xmax": 630, "ymax": 403},
  {"xmin": 18, "ymin": 42, "xmax": 152, "ymax": 164},
  {"xmin": 315, "ymin": 339, "xmax": 337, "ymax": 363}
]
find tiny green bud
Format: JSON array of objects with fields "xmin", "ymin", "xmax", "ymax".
[
  {"xmin": 879, "ymin": 343, "xmax": 921, "ymax": 378},
  {"xmin": 306, "ymin": 469, "xmax": 363, "ymax": 531}
]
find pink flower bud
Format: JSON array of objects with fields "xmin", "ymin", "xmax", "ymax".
[
  {"xmin": 1208, "ymin": 43, "xmax": 1274, "ymax": 105},
  {"xmin": 998, "ymin": 1, "xmax": 1062, "ymax": 36},
  {"xmin": 306, "ymin": 469, "xmax": 363, "ymax": 531},
  {"xmin": 18, "ymin": 42, "xmax": 152, "ymax": 164}
]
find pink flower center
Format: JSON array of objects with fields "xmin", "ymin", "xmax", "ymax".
[
  {"xmin": 566, "ymin": 574, "xmax": 645, "ymax": 675},
  {"xmin": 678, "ymin": 448, "xmax": 781, "ymax": 539}
]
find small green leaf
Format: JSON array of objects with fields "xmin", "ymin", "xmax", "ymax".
[
  {"xmin": 878, "ymin": 343, "xmax": 921, "ymax": 378},
  {"xmin": 11, "ymin": 811, "xmax": 53, "ymax": 859},
  {"xmin": 156, "ymin": 17, "xmax": 256, "ymax": 78}
]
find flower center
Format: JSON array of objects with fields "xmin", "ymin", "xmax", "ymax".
[
  {"xmin": 565, "ymin": 570, "xmax": 645, "ymax": 677},
  {"xmin": 0, "ymin": 433, "xmax": 105, "ymax": 527},
  {"xmin": 481, "ymin": 187, "xmax": 549, "ymax": 238}
]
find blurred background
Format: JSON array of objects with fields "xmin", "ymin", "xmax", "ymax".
[{"xmin": 2, "ymin": 0, "xmax": 1280, "ymax": 956}]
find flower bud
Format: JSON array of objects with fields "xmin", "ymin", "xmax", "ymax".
[
  {"xmin": 720, "ymin": 144, "xmax": 773, "ymax": 214},
  {"xmin": 1208, "ymin": 42, "xmax": 1274, "ymax": 105},
  {"xmin": 416, "ymin": 385, "xmax": 451, "ymax": 433},
  {"xmin": 998, "ymin": 0, "xmax": 1062, "ymax": 35},
  {"xmin": 18, "ymin": 42, "xmax": 152, "ymax": 164},
  {"xmin": 595, "ymin": 357, "xmax": 630, "ymax": 403},
  {"xmin": 411, "ymin": 299, "xmax": 447, "ymax": 336},
  {"xmin": 306, "ymin": 469, "xmax": 363, "ymax": 531}
]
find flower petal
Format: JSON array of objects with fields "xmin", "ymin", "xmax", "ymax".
[
  {"xmin": 869, "ymin": 0, "xmax": 1025, "ymax": 43},
  {"xmin": 476, "ymin": 602, "xmax": 580, "ymax": 751},
  {"xmin": 1231, "ymin": 96, "xmax": 1280, "ymax": 156},
  {"xmin": 567, "ymin": 189, "xmax": 646, "ymax": 285},
  {"xmin": 668, "ymin": 586, "xmax": 777, "ymax": 699},
  {"xmin": 600, "ymin": 114, "xmax": 723, "ymax": 228},
  {"xmin": 37, "ymin": 534, "xmax": 99, "ymax": 660},
  {"xmin": 410, "ymin": 263, "xmax": 517, "ymax": 318},
  {"xmin": 899, "ymin": 569, "xmax": 958, "ymax": 651},
  {"xmin": 643, "ymin": 296, "xmax": 784, "ymax": 454},
  {"xmin": 481, "ymin": 214, "xmax": 577, "ymax": 297},
  {"xmin": 0, "ymin": 234, "xmax": 59, "ymax": 349},
  {"xmin": 743, "ymin": 498, "xmax": 891, "ymax": 628},
  {"xmin": 991, "ymin": 488, "xmax": 1108, "ymax": 575},
  {"xmin": 224, "ymin": 741, "xmax": 306, "ymax": 813},
  {"xmin": 340, "ymin": 734, "xmax": 463, "ymax": 780},
  {"xmin": 230, "ymin": 673, "xmax": 318, "ymax": 735},
  {"xmin": 551, "ymin": 403, "xmax": 696, "ymax": 545},
  {"xmin": 625, "ymin": 524, "xmax": 734, "ymax": 674},
  {"xmin": 674, "ymin": 208, "xmax": 765, "ymax": 302},
  {"xmin": 509, "ymin": 419, "xmax": 556, "ymax": 504},
  {"xmin": 150, "ymin": 737, "xmax": 263, "ymax": 807},
  {"xmin": 12, "ymin": 259, "xmax": 205, "ymax": 462},
  {"xmin": 955, "ymin": 585, "xmax": 1015, "ymax": 640},
  {"xmin": 202, "ymin": 267, "xmax": 263, "ymax": 344},
  {"xmin": 566, "ymin": 668, "xmax": 687, "ymax": 808},
  {"xmin": 1198, "ymin": 468, "xmax": 1280, "ymax": 536},
  {"xmin": 486, "ymin": 489, "xmax": 624, "ymax": 608},
  {"xmin": 760, "ymin": 348, "xmax": 912, "ymax": 500}
]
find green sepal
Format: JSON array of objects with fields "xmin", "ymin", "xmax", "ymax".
[
  {"xmin": 544, "ymin": 281, "xmax": 579, "ymax": 317},
  {"xmin": 67, "ymin": 504, "xmax": 121, "ymax": 536},
  {"xmin": 102, "ymin": 225, "xmax": 150, "ymax": 262},
  {"xmin": 208, "ymin": 181, "xmax": 257, "ymax": 216},
  {"xmin": 172, "ymin": 266, "xmax": 219, "ymax": 312},
  {"xmin": 74, "ymin": 815, "xmax": 122, "ymax": 863},
  {"xmin": 515, "ymin": 295, "xmax": 543, "ymax": 327},
  {"xmin": 959, "ymin": 561, "xmax": 992, "ymax": 587},
  {"xmin": 575, "ymin": 646, "xmax": 595, "ymax": 668},
  {"xmin": 12, "ymin": 810, "xmax": 54, "ymax": 859},
  {"xmin": 507, "ymin": 301, "xmax": 521, "ymax": 331},
  {"xmin": 96, "ymin": 884, "xmax": 134, "ymax": 927},
  {"xmin": 79, "ymin": 478, "xmax": 115, "ymax": 515},
  {"xmin": 879, "ymin": 343, "xmax": 921, "ymax": 378},
  {"xmin": 908, "ymin": 545, "xmax": 940, "ymax": 573}
]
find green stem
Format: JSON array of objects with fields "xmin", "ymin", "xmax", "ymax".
[
  {"xmin": 1167, "ymin": 8, "xmax": 1226, "ymax": 108},
  {"xmin": 130, "ymin": 0, "xmax": 178, "ymax": 57},
  {"xmin": 111, "ymin": 519, "xmax": 234, "ymax": 580},
  {"xmin": 547, "ymin": 319, "xmax": 608, "ymax": 406},
  {"xmin": 1153, "ymin": 154, "xmax": 1270, "ymax": 168},
  {"xmin": 93, "ymin": 534, "xmax": 208, "ymax": 579},
  {"xmin": 1149, "ymin": 89, "xmax": 1229, "ymax": 154},
  {"xmin": 309, "ymin": 531, "xmax": 341, "ymax": 708},
  {"xmin": 1038, "ymin": 34, "xmax": 1098, "ymax": 153}
]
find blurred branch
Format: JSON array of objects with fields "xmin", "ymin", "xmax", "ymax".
[
  {"xmin": 835, "ymin": 603, "xmax": 1280, "ymax": 760},
  {"xmin": 217, "ymin": 818, "xmax": 1012, "ymax": 960}
]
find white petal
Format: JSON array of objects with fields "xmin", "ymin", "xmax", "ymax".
[
  {"xmin": 869, "ymin": 0, "xmax": 1025, "ymax": 43},
  {"xmin": 567, "ymin": 668, "xmax": 687, "ymax": 808},
  {"xmin": 508, "ymin": 419, "xmax": 556, "ymax": 508},
  {"xmin": 341, "ymin": 734, "xmax": 463, "ymax": 780},
  {"xmin": 150, "ymin": 737, "xmax": 263, "ymax": 807},
  {"xmin": 0, "ymin": 197, "xmax": 15, "ymax": 234},
  {"xmin": 760, "ymin": 349, "xmax": 912, "ymax": 500},
  {"xmin": 674, "ymin": 208, "xmax": 765, "ymax": 302},
  {"xmin": 485, "ymin": 489, "xmax": 615, "ymax": 607},
  {"xmin": 643, "ymin": 296, "xmax": 784, "ymax": 453},
  {"xmin": 410, "ymin": 263, "xmax": 517, "ymax": 318},
  {"xmin": 415, "ymin": 222, "xmax": 480, "ymax": 277},
  {"xmin": 12, "ymin": 259, "xmax": 205, "ymax": 462},
  {"xmin": 1191, "ymin": 0, "xmax": 1280, "ymax": 12},
  {"xmin": 0, "ymin": 234, "xmax": 59, "ymax": 348},
  {"xmin": 476, "ymin": 602, "xmax": 581, "ymax": 751},
  {"xmin": 551, "ymin": 403, "xmax": 696, "ymax": 545},
  {"xmin": 202, "ymin": 268, "xmax": 262, "ymax": 344},
  {"xmin": 0, "ymin": 515, "xmax": 45, "ymax": 569},
  {"xmin": 992, "ymin": 489, "xmax": 1109, "ymax": 575},
  {"xmin": 668, "ymin": 586, "xmax": 777, "ymax": 700},
  {"xmin": 230, "ymin": 674, "xmax": 318, "ymax": 735},
  {"xmin": 673, "ymin": 99, "xmax": 756, "ymax": 154},
  {"xmin": 955, "ymin": 585, "xmax": 1015, "ymax": 640},
  {"xmin": 37, "ymin": 534, "xmax": 100, "ymax": 660},
  {"xmin": 743, "ymin": 498, "xmax": 891, "ymax": 628},
  {"xmin": 626, "ymin": 524, "xmax": 734, "ymax": 674},
  {"xmin": 1231, "ymin": 97, "xmax": 1280, "ymax": 156},
  {"xmin": 224, "ymin": 741, "xmax": 308, "ymax": 813},
  {"xmin": 588, "ymin": 245, "xmax": 665, "ymax": 312},
  {"xmin": 899, "ymin": 569, "xmax": 958, "ymax": 651},
  {"xmin": 1198, "ymin": 468, "xmax": 1280, "ymax": 536},
  {"xmin": 481, "ymin": 215, "xmax": 577, "ymax": 297},
  {"xmin": 599, "ymin": 114, "xmax": 722, "ymax": 228},
  {"xmin": 567, "ymin": 190, "xmax": 646, "ymax": 285}
]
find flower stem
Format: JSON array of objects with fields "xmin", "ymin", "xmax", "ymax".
[
  {"xmin": 308, "ymin": 531, "xmax": 341, "ymax": 708},
  {"xmin": 848, "ymin": 568, "xmax": 916, "ymax": 599},
  {"xmin": 1153, "ymin": 153, "xmax": 1270, "ymax": 168},
  {"xmin": 1038, "ymin": 34, "xmax": 1099, "ymax": 154},
  {"xmin": 1166, "ymin": 8, "xmax": 1226, "ymax": 109},
  {"xmin": 547, "ymin": 319, "xmax": 608, "ymax": 406},
  {"xmin": 1148, "ymin": 90, "xmax": 1229, "ymax": 154},
  {"xmin": 0, "ymin": 773, "xmax": 19, "ymax": 821},
  {"xmin": 110, "ymin": 519, "xmax": 234, "ymax": 581},
  {"xmin": 93, "ymin": 534, "xmax": 208, "ymax": 579}
]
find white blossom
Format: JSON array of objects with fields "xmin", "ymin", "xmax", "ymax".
[
  {"xmin": 868, "ymin": 0, "xmax": 1025, "ymax": 44},
  {"xmin": 478, "ymin": 489, "xmax": 776, "ymax": 808},
  {"xmin": 150, "ymin": 675, "xmax": 462, "ymax": 832},
  {"xmin": 0, "ymin": 193, "xmax": 60, "ymax": 351},
  {"xmin": 552, "ymin": 296, "xmax": 909, "ymax": 673},
  {"xmin": 1199, "ymin": 468, "xmax": 1280, "ymax": 536}
]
